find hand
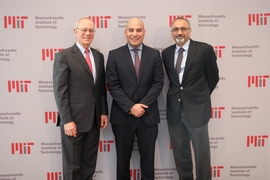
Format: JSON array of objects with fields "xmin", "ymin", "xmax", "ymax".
[
  {"xmin": 100, "ymin": 115, "xmax": 108, "ymax": 130},
  {"xmin": 64, "ymin": 121, "xmax": 77, "ymax": 137},
  {"xmin": 130, "ymin": 103, "xmax": 148, "ymax": 117}
]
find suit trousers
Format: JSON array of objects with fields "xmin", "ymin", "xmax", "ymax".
[
  {"xmin": 61, "ymin": 120, "xmax": 99, "ymax": 180},
  {"xmin": 112, "ymin": 118, "xmax": 158, "ymax": 180},
  {"xmin": 168, "ymin": 105, "xmax": 211, "ymax": 180}
]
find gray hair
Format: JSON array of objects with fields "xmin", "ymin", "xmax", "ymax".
[{"xmin": 75, "ymin": 17, "xmax": 94, "ymax": 28}]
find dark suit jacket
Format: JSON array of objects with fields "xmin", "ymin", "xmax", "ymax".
[
  {"xmin": 53, "ymin": 43, "xmax": 108, "ymax": 132},
  {"xmin": 162, "ymin": 39, "xmax": 219, "ymax": 127},
  {"xmin": 106, "ymin": 44, "xmax": 164, "ymax": 126}
]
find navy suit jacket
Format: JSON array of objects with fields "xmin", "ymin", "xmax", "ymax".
[
  {"xmin": 162, "ymin": 39, "xmax": 219, "ymax": 127},
  {"xmin": 106, "ymin": 44, "xmax": 164, "ymax": 126}
]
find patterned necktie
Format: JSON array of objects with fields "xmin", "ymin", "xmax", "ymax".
[
  {"xmin": 175, "ymin": 47, "xmax": 184, "ymax": 76},
  {"xmin": 85, "ymin": 49, "xmax": 93, "ymax": 74},
  {"xmin": 133, "ymin": 49, "xmax": 140, "ymax": 77}
]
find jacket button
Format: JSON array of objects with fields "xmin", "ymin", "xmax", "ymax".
[
  {"xmin": 180, "ymin": 87, "xmax": 183, "ymax": 90},
  {"xmin": 178, "ymin": 99, "xmax": 181, "ymax": 102}
]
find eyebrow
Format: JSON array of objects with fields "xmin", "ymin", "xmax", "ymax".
[{"xmin": 128, "ymin": 28, "xmax": 143, "ymax": 30}]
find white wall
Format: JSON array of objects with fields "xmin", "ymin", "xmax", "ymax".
[{"xmin": 0, "ymin": 0, "xmax": 269, "ymax": 179}]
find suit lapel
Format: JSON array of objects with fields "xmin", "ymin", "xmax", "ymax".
[
  {"xmin": 138, "ymin": 44, "xmax": 148, "ymax": 83},
  {"xmin": 182, "ymin": 40, "xmax": 196, "ymax": 83},
  {"xmin": 92, "ymin": 48, "xmax": 100, "ymax": 80},
  {"xmin": 71, "ymin": 44, "xmax": 93, "ymax": 77},
  {"xmin": 167, "ymin": 45, "xmax": 180, "ymax": 84},
  {"xmin": 122, "ymin": 45, "xmax": 137, "ymax": 80}
]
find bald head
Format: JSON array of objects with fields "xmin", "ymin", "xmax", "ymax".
[
  {"xmin": 126, "ymin": 18, "xmax": 144, "ymax": 30},
  {"xmin": 124, "ymin": 18, "xmax": 146, "ymax": 48}
]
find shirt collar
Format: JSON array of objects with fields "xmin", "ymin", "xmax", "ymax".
[
  {"xmin": 76, "ymin": 42, "xmax": 92, "ymax": 55},
  {"xmin": 127, "ymin": 43, "xmax": 143, "ymax": 51},
  {"xmin": 175, "ymin": 39, "xmax": 190, "ymax": 53}
]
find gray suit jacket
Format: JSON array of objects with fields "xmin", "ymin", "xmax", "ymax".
[
  {"xmin": 162, "ymin": 39, "xmax": 219, "ymax": 127},
  {"xmin": 53, "ymin": 43, "xmax": 108, "ymax": 132}
]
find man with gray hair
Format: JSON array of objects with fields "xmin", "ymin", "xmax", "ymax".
[{"xmin": 53, "ymin": 17, "xmax": 108, "ymax": 180}]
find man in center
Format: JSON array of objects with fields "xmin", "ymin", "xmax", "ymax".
[{"xmin": 106, "ymin": 18, "xmax": 164, "ymax": 180}]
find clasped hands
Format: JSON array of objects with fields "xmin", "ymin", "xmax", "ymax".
[{"xmin": 129, "ymin": 103, "xmax": 148, "ymax": 118}]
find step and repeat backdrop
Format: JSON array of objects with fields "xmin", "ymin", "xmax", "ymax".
[{"xmin": 0, "ymin": 0, "xmax": 269, "ymax": 179}]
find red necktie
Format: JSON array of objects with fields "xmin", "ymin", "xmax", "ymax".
[
  {"xmin": 85, "ymin": 49, "xmax": 93, "ymax": 74},
  {"xmin": 133, "ymin": 49, "xmax": 140, "ymax": 77}
]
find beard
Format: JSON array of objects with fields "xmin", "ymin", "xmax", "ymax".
[
  {"xmin": 175, "ymin": 34, "xmax": 185, "ymax": 44},
  {"xmin": 175, "ymin": 38, "xmax": 184, "ymax": 44}
]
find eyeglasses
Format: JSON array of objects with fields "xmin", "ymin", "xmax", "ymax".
[
  {"xmin": 76, "ymin": 28, "xmax": 96, "ymax": 33},
  {"xmin": 171, "ymin": 27, "xmax": 190, "ymax": 33}
]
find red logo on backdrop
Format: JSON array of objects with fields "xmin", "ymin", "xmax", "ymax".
[
  {"xmin": 211, "ymin": 107, "xmax": 225, "ymax": 119},
  {"xmin": 130, "ymin": 169, "xmax": 141, "ymax": 180},
  {"xmin": 47, "ymin": 172, "xmax": 62, "ymax": 180},
  {"xmin": 42, "ymin": 48, "xmax": 64, "ymax": 61},
  {"xmin": 247, "ymin": 135, "xmax": 268, "ymax": 147},
  {"xmin": 89, "ymin": 16, "xmax": 111, "ymax": 28},
  {"xmin": 248, "ymin": 13, "xmax": 270, "ymax": 26},
  {"xmin": 248, "ymin": 75, "xmax": 269, "ymax": 87},
  {"xmin": 4, "ymin": 16, "xmax": 28, "ymax": 28},
  {"xmin": 213, "ymin": 46, "xmax": 225, "ymax": 58},
  {"xmin": 169, "ymin": 15, "xmax": 192, "ymax": 27},
  {"xmin": 11, "ymin": 142, "xmax": 34, "ymax": 154},
  {"xmin": 45, "ymin": 112, "xmax": 58, "ymax": 123},
  {"xmin": 8, "ymin": 80, "xmax": 31, "ymax": 92},
  {"xmin": 99, "ymin": 140, "xmax": 114, "ymax": 152},
  {"xmin": 211, "ymin": 166, "xmax": 224, "ymax": 177}
]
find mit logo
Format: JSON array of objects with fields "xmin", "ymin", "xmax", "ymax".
[
  {"xmin": 8, "ymin": 80, "xmax": 31, "ymax": 92},
  {"xmin": 89, "ymin": 16, "xmax": 111, "ymax": 28},
  {"xmin": 47, "ymin": 172, "xmax": 62, "ymax": 180},
  {"xmin": 248, "ymin": 13, "xmax": 270, "ymax": 26},
  {"xmin": 211, "ymin": 166, "xmax": 224, "ymax": 177},
  {"xmin": 248, "ymin": 75, "xmax": 269, "ymax": 87},
  {"xmin": 130, "ymin": 169, "xmax": 141, "ymax": 180},
  {"xmin": 11, "ymin": 142, "xmax": 34, "ymax": 154},
  {"xmin": 45, "ymin": 112, "xmax": 58, "ymax": 123},
  {"xmin": 211, "ymin": 107, "xmax": 225, "ymax": 119},
  {"xmin": 99, "ymin": 140, "xmax": 114, "ymax": 152},
  {"xmin": 169, "ymin": 15, "xmax": 192, "ymax": 27},
  {"xmin": 213, "ymin": 46, "xmax": 225, "ymax": 58},
  {"xmin": 247, "ymin": 135, "xmax": 268, "ymax": 147},
  {"xmin": 42, "ymin": 48, "xmax": 64, "ymax": 61},
  {"xmin": 4, "ymin": 16, "xmax": 28, "ymax": 28}
]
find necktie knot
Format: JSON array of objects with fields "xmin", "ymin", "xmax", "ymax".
[
  {"xmin": 179, "ymin": 47, "xmax": 184, "ymax": 52},
  {"xmin": 178, "ymin": 47, "xmax": 184, "ymax": 54}
]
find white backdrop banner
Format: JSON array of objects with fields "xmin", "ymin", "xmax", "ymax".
[{"xmin": 0, "ymin": 0, "xmax": 270, "ymax": 179}]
